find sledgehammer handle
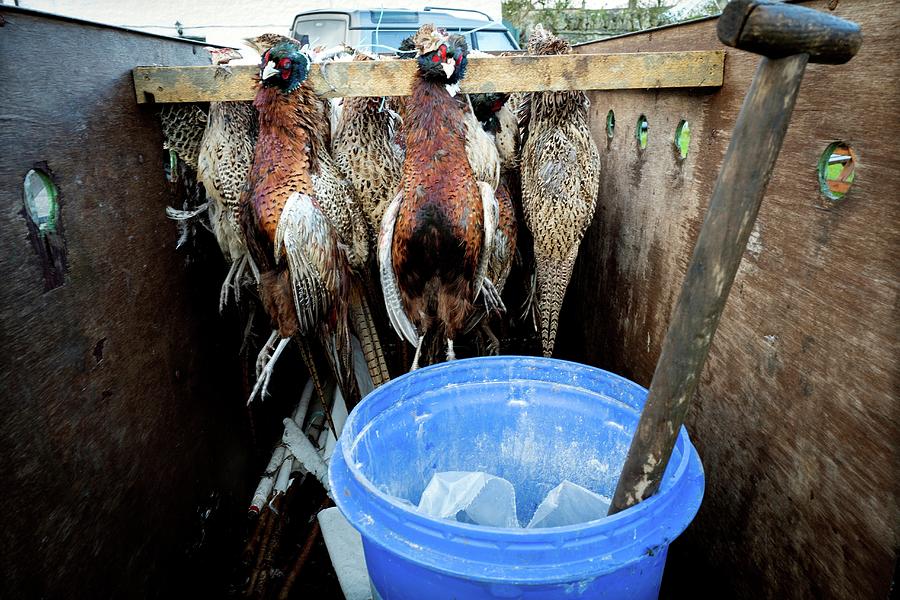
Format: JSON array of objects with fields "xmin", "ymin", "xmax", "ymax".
[{"xmin": 609, "ymin": 0, "xmax": 861, "ymax": 515}]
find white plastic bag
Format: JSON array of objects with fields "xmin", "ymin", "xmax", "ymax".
[
  {"xmin": 418, "ymin": 471, "xmax": 519, "ymax": 528},
  {"xmin": 526, "ymin": 480, "xmax": 611, "ymax": 528}
]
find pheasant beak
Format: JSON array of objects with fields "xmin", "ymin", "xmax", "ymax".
[
  {"xmin": 441, "ymin": 60, "xmax": 455, "ymax": 79},
  {"xmin": 262, "ymin": 60, "xmax": 279, "ymax": 80}
]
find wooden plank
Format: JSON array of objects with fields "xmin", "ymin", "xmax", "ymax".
[{"xmin": 132, "ymin": 50, "xmax": 724, "ymax": 103}]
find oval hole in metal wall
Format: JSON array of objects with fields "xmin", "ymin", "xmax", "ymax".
[
  {"xmin": 606, "ymin": 110, "xmax": 615, "ymax": 139},
  {"xmin": 22, "ymin": 167, "xmax": 67, "ymax": 291},
  {"xmin": 23, "ymin": 169, "xmax": 59, "ymax": 234},
  {"xmin": 675, "ymin": 120, "xmax": 690, "ymax": 160},
  {"xmin": 818, "ymin": 142, "xmax": 856, "ymax": 201},
  {"xmin": 636, "ymin": 115, "xmax": 649, "ymax": 150}
]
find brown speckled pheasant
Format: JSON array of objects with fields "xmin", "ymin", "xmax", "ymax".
[
  {"xmin": 159, "ymin": 102, "xmax": 209, "ymax": 248},
  {"xmin": 239, "ymin": 39, "xmax": 362, "ymax": 413},
  {"xmin": 332, "ymin": 52, "xmax": 403, "ymax": 241},
  {"xmin": 380, "ymin": 26, "xmax": 499, "ymax": 369},
  {"xmin": 158, "ymin": 104, "xmax": 207, "ymax": 172},
  {"xmin": 196, "ymin": 47, "xmax": 260, "ymax": 311},
  {"xmin": 519, "ymin": 26, "xmax": 600, "ymax": 357}
]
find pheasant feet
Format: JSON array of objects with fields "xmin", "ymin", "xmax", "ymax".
[
  {"xmin": 481, "ymin": 278, "xmax": 506, "ymax": 314},
  {"xmin": 410, "ymin": 335, "xmax": 425, "ymax": 371},
  {"xmin": 248, "ymin": 335, "xmax": 291, "ymax": 405}
]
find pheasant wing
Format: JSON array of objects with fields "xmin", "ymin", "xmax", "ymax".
[
  {"xmin": 274, "ymin": 192, "xmax": 344, "ymax": 336},
  {"xmin": 378, "ymin": 192, "xmax": 418, "ymax": 346}
]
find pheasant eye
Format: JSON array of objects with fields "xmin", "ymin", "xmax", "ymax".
[{"xmin": 278, "ymin": 58, "xmax": 291, "ymax": 69}]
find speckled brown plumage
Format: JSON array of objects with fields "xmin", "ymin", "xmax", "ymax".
[
  {"xmin": 490, "ymin": 180, "xmax": 517, "ymax": 293},
  {"xmin": 519, "ymin": 27, "xmax": 601, "ymax": 357},
  {"xmin": 463, "ymin": 101, "xmax": 501, "ymax": 191},
  {"xmin": 332, "ymin": 55, "xmax": 403, "ymax": 241},
  {"xmin": 158, "ymin": 103, "xmax": 207, "ymax": 171},
  {"xmin": 471, "ymin": 93, "xmax": 519, "ymax": 294},
  {"xmin": 198, "ymin": 100, "xmax": 257, "ymax": 260}
]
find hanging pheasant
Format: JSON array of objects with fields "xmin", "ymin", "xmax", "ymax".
[
  {"xmin": 519, "ymin": 26, "xmax": 600, "ymax": 357},
  {"xmin": 380, "ymin": 25, "xmax": 499, "ymax": 369},
  {"xmin": 466, "ymin": 92, "xmax": 520, "ymax": 354},
  {"xmin": 239, "ymin": 39, "xmax": 361, "ymax": 417},
  {"xmin": 196, "ymin": 47, "xmax": 260, "ymax": 311},
  {"xmin": 158, "ymin": 99, "xmax": 209, "ymax": 250},
  {"xmin": 331, "ymin": 52, "xmax": 403, "ymax": 242}
]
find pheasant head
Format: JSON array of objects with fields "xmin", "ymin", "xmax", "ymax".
[
  {"xmin": 259, "ymin": 40, "xmax": 311, "ymax": 94},
  {"xmin": 470, "ymin": 92, "xmax": 510, "ymax": 133},
  {"xmin": 412, "ymin": 25, "xmax": 468, "ymax": 85},
  {"xmin": 527, "ymin": 25, "xmax": 572, "ymax": 56}
]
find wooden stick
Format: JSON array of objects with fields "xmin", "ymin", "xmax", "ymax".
[
  {"xmin": 277, "ymin": 498, "xmax": 332, "ymax": 600},
  {"xmin": 246, "ymin": 497, "xmax": 281, "ymax": 597},
  {"xmin": 132, "ymin": 51, "xmax": 724, "ymax": 103},
  {"xmin": 608, "ymin": 0, "xmax": 861, "ymax": 515},
  {"xmin": 242, "ymin": 504, "xmax": 271, "ymax": 567}
]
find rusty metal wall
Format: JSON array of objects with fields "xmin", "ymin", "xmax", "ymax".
[
  {"xmin": 0, "ymin": 8, "xmax": 254, "ymax": 598},
  {"xmin": 558, "ymin": 1, "xmax": 899, "ymax": 597}
]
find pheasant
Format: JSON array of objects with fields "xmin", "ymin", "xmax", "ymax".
[
  {"xmin": 158, "ymin": 101, "xmax": 209, "ymax": 249},
  {"xmin": 331, "ymin": 52, "xmax": 403, "ymax": 245},
  {"xmin": 519, "ymin": 26, "xmax": 600, "ymax": 357},
  {"xmin": 239, "ymin": 39, "xmax": 363, "ymax": 418},
  {"xmin": 196, "ymin": 47, "xmax": 260, "ymax": 311},
  {"xmin": 380, "ymin": 26, "xmax": 499, "ymax": 369},
  {"xmin": 158, "ymin": 103, "xmax": 207, "ymax": 173},
  {"xmin": 466, "ymin": 93, "xmax": 520, "ymax": 354}
]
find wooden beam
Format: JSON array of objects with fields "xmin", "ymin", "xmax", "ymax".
[{"xmin": 133, "ymin": 51, "xmax": 724, "ymax": 104}]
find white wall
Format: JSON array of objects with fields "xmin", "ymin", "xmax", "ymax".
[{"xmin": 10, "ymin": 1, "xmax": 503, "ymax": 48}]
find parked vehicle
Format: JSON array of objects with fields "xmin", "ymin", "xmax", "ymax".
[{"xmin": 290, "ymin": 7, "xmax": 519, "ymax": 52}]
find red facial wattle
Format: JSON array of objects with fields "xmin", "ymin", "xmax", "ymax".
[
  {"xmin": 431, "ymin": 44, "xmax": 449, "ymax": 63},
  {"xmin": 278, "ymin": 57, "xmax": 292, "ymax": 79}
]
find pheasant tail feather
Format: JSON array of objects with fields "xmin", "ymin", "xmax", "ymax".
[
  {"xmin": 536, "ymin": 248, "xmax": 579, "ymax": 358},
  {"xmin": 349, "ymin": 282, "xmax": 391, "ymax": 387}
]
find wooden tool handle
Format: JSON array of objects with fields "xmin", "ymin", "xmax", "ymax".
[{"xmin": 717, "ymin": 0, "xmax": 862, "ymax": 64}]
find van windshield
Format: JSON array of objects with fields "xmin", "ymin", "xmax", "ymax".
[
  {"xmin": 475, "ymin": 31, "xmax": 516, "ymax": 51},
  {"xmin": 293, "ymin": 17, "xmax": 346, "ymax": 48}
]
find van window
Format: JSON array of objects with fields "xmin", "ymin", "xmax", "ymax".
[
  {"xmin": 362, "ymin": 29, "xmax": 417, "ymax": 50},
  {"xmin": 475, "ymin": 31, "xmax": 516, "ymax": 51},
  {"xmin": 361, "ymin": 30, "xmax": 473, "ymax": 53},
  {"xmin": 294, "ymin": 17, "xmax": 347, "ymax": 48}
]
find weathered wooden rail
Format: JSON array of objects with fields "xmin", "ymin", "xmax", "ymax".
[{"xmin": 132, "ymin": 50, "xmax": 724, "ymax": 103}]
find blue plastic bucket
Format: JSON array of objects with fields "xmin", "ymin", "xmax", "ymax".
[{"xmin": 330, "ymin": 356, "xmax": 704, "ymax": 599}]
